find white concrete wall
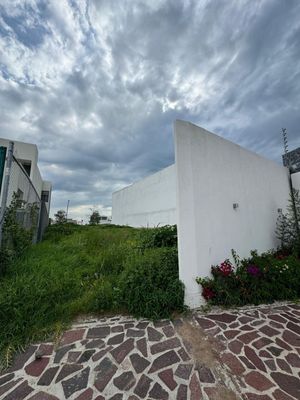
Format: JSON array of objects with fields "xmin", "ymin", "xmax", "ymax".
[
  {"xmin": 112, "ymin": 165, "xmax": 176, "ymax": 227},
  {"xmin": 174, "ymin": 120, "xmax": 291, "ymax": 308},
  {"xmin": 292, "ymin": 171, "xmax": 300, "ymax": 192}
]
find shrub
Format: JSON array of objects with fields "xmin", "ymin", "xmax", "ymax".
[
  {"xmin": 196, "ymin": 249, "xmax": 300, "ymax": 306},
  {"xmin": 118, "ymin": 247, "xmax": 184, "ymax": 319},
  {"xmin": 137, "ymin": 225, "xmax": 177, "ymax": 251}
]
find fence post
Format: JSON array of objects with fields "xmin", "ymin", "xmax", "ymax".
[{"xmin": 0, "ymin": 141, "xmax": 14, "ymax": 248}]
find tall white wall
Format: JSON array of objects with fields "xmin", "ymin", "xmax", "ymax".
[
  {"xmin": 174, "ymin": 120, "xmax": 291, "ymax": 308},
  {"xmin": 112, "ymin": 165, "xmax": 176, "ymax": 227}
]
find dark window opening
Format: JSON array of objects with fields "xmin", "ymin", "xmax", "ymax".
[{"xmin": 41, "ymin": 190, "xmax": 49, "ymax": 202}]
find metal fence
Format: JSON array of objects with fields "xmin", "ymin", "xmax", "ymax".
[{"xmin": 0, "ymin": 142, "xmax": 42, "ymax": 247}]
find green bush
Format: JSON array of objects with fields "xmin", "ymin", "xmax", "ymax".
[
  {"xmin": 137, "ymin": 225, "xmax": 177, "ymax": 251},
  {"xmin": 118, "ymin": 247, "xmax": 184, "ymax": 319},
  {"xmin": 196, "ymin": 249, "xmax": 300, "ymax": 306}
]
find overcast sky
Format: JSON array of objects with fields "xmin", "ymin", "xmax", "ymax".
[{"xmin": 0, "ymin": 0, "xmax": 299, "ymax": 221}]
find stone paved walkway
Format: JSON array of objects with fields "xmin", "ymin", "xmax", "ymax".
[{"xmin": 0, "ymin": 303, "xmax": 300, "ymax": 399}]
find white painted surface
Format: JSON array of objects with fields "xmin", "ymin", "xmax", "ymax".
[
  {"xmin": 174, "ymin": 120, "xmax": 291, "ymax": 308},
  {"xmin": 112, "ymin": 165, "xmax": 176, "ymax": 227}
]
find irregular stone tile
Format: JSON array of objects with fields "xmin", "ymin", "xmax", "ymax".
[
  {"xmin": 260, "ymin": 326, "xmax": 280, "ymax": 337},
  {"xmin": 154, "ymin": 320, "xmax": 171, "ymax": 328},
  {"xmin": 189, "ymin": 372, "xmax": 202, "ymax": 400},
  {"xmin": 54, "ymin": 344, "xmax": 75, "ymax": 363},
  {"xmin": 0, "ymin": 379, "xmax": 22, "ymax": 397},
  {"xmin": 221, "ymin": 353, "xmax": 245, "ymax": 375},
  {"xmin": 25, "ymin": 357, "xmax": 49, "ymax": 377},
  {"xmin": 224, "ymin": 330, "xmax": 240, "ymax": 339},
  {"xmin": 251, "ymin": 320, "xmax": 266, "ymax": 327},
  {"xmin": 205, "ymin": 326, "xmax": 221, "ymax": 336},
  {"xmin": 268, "ymin": 315, "xmax": 287, "ymax": 324},
  {"xmin": 67, "ymin": 351, "xmax": 81, "ymax": 363},
  {"xmin": 158, "ymin": 368, "xmax": 177, "ymax": 391},
  {"xmin": 266, "ymin": 346, "xmax": 283, "ymax": 356},
  {"xmin": 265, "ymin": 359, "xmax": 277, "ymax": 371},
  {"xmin": 87, "ymin": 326, "xmax": 110, "ymax": 338},
  {"xmin": 62, "ymin": 366, "xmax": 90, "ymax": 399},
  {"xmin": 252, "ymin": 337, "xmax": 273, "ymax": 350},
  {"xmin": 37, "ymin": 344, "xmax": 53, "ymax": 356},
  {"xmin": 113, "ymin": 371, "xmax": 136, "ymax": 390},
  {"xmin": 287, "ymin": 321, "xmax": 300, "ymax": 336},
  {"xmin": 244, "ymin": 346, "xmax": 266, "ymax": 372},
  {"xmin": 85, "ymin": 339, "xmax": 105, "ymax": 349},
  {"xmin": 237, "ymin": 331, "xmax": 259, "ymax": 344},
  {"xmin": 149, "ymin": 382, "xmax": 168, "ymax": 400},
  {"xmin": 285, "ymin": 352, "xmax": 300, "ymax": 367},
  {"xmin": 195, "ymin": 364, "xmax": 215, "ymax": 383},
  {"xmin": 151, "ymin": 337, "xmax": 181, "ymax": 355},
  {"xmin": 130, "ymin": 353, "xmax": 150, "ymax": 373},
  {"xmin": 276, "ymin": 359, "xmax": 293, "ymax": 374},
  {"xmin": 147, "ymin": 327, "xmax": 163, "ymax": 342},
  {"xmin": 271, "ymin": 372, "xmax": 300, "ymax": 399},
  {"xmin": 8, "ymin": 345, "xmax": 37, "ymax": 372},
  {"xmin": 61, "ymin": 329, "xmax": 85, "ymax": 345},
  {"xmin": 240, "ymin": 324, "xmax": 255, "ymax": 331},
  {"xmin": 162, "ymin": 325, "xmax": 175, "ymax": 338},
  {"xmin": 28, "ymin": 393, "xmax": 59, "ymax": 400},
  {"xmin": 176, "ymin": 384, "xmax": 187, "ymax": 400},
  {"xmin": 270, "ymin": 321, "xmax": 285, "ymax": 330},
  {"xmin": 94, "ymin": 357, "xmax": 117, "ymax": 392},
  {"xmin": 110, "ymin": 338, "xmax": 134, "ymax": 363},
  {"xmin": 134, "ymin": 374, "xmax": 152, "ymax": 398},
  {"xmin": 275, "ymin": 338, "xmax": 292, "ymax": 351},
  {"xmin": 149, "ymin": 350, "xmax": 180, "ymax": 373},
  {"xmin": 56, "ymin": 364, "xmax": 83, "ymax": 383},
  {"xmin": 206, "ymin": 313, "xmax": 237, "ymax": 323},
  {"xmin": 124, "ymin": 323, "xmax": 134, "ymax": 329},
  {"xmin": 282, "ymin": 330, "xmax": 300, "ymax": 347},
  {"xmin": 239, "ymin": 356, "xmax": 256, "ymax": 370},
  {"xmin": 273, "ymin": 388, "xmax": 295, "ymax": 400},
  {"xmin": 195, "ymin": 317, "xmax": 216, "ymax": 330},
  {"xmin": 92, "ymin": 346, "xmax": 113, "ymax": 362},
  {"xmin": 228, "ymin": 340, "xmax": 243, "ymax": 354},
  {"xmin": 239, "ymin": 316, "xmax": 255, "ymax": 324},
  {"xmin": 37, "ymin": 366, "xmax": 59, "ymax": 385},
  {"xmin": 245, "ymin": 394, "xmax": 272, "ymax": 400},
  {"xmin": 112, "ymin": 326, "xmax": 124, "ymax": 333},
  {"xmin": 128, "ymin": 396, "xmax": 139, "ymax": 400},
  {"xmin": 244, "ymin": 371, "xmax": 275, "ymax": 391},
  {"xmin": 137, "ymin": 338, "xmax": 148, "ymax": 357},
  {"xmin": 109, "ymin": 395, "xmax": 123, "ymax": 400},
  {"xmin": 108, "ymin": 333, "xmax": 124, "ymax": 345},
  {"xmin": 283, "ymin": 314, "xmax": 300, "ymax": 324},
  {"xmin": 0, "ymin": 373, "xmax": 14, "ymax": 387},
  {"xmin": 175, "ymin": 364, "xmax": 193, "ymax": 380},
  {"xmin": 178, "ymin": 347, "xmax": 191, "ymax": 361},
  {"xmin": 259, "ymin": 350, "xmax": 272, "ymax": 358},
  {"xmin": 136, "ymin": 321, "xmax": 149, "ymax": 329},
  {"xmin": 94, "ymin": 395, "xmax": 105, "ymax": 400},
  {"xmin": 126, "ymin": 328, "xmax": 145, "ymax": 338},
  {"xmin": 74, "ymin": 388, "xmax": 93, "ymax": 400},
  {"xmin": 2, "ymin": 380, "xmax": 33, "ymax": 400},
  {"xmin": 77, "ymin": 350, "xmax": 95, "ymax": 363}
]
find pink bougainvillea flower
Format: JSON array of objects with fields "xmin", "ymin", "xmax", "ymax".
[
  {"xmin": 202, "ymin": 287, "xmax": 215, "ymax": 300},
  {"xmin": 247, "ymin": 264, "xmax": 261, "ymax": 277},
  {"xmin": 219, "ymin": 260, "xmax": 233, "ymax": 276}
]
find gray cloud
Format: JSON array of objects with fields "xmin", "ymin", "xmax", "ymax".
[{"xmin": 0, "ymin": 0, "xmax": 299, "ymax": 221}]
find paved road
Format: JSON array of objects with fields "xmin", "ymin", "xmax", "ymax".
[{"xmin": 0, "ymin": 302, "xmax": 300, "ymax": 399}]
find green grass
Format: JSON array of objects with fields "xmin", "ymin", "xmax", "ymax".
[{"xmin": 0, "ymin": 224, "xmax": 184, "ymax": 370}]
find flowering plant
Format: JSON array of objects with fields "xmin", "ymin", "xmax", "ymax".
[
  {"xmin": 202, "ymin": 286, "xmax": 215, "ymax": 300},
  {"xmin": 246, "ymin": 264, "xmax": 261, "ymax": 277}
]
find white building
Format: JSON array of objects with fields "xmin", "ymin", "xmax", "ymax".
[
  {"xmin": 0, "ymin": 138, "xmax": 52, "ymax": 239},
  {"xmin": 112, "ymin": 120, "xmax": 300, "ymax": 308}
]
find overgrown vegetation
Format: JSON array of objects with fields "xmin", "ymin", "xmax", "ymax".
[
  {"xmin": 0, "ymin": 193, "xmax": 38, "ymax": 276},
  {"xmin": 0, "ymin": 224, "xmax": 183, "ymax": 370}
]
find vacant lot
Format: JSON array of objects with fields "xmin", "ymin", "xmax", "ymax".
[{"xmin": 0, "ymin": 224, "xmax": 184, "ymax": 370}]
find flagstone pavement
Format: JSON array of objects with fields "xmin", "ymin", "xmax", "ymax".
[{"xmin": 1, "ymin": 302, "xmax": 300, "ymax": 400}]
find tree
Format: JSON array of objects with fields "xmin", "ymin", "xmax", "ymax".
[
  {"xmin": 276, "ymin": 188, "xmax": 300, "ymax": 250},
  {"xmin": 54, "ymin": 209, "xmax": 67, "ymax": 224},
  {"xmin": 89, "ymin": 210, "xmax": 101, "ymax": 225}
]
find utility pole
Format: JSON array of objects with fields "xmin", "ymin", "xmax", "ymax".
[
  {"xmin": 282, "ymin": 128, "xmax": 299, "ymax": 236},
  {"xmin": 66, "ymin": 199, "xmax": 70, "ymax": 221},
  {"xmin": 0, "ymin": 141, "xmax": 14, "ymax": 248}
]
